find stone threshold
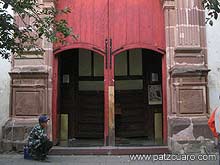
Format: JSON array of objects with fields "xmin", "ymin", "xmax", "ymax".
[{"xmin": 50, "ymin": 146, "xmax": 170, "ymax": 155}]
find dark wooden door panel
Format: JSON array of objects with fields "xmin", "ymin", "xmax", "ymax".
[
  {"xmin": 77, "ymin": 91, "xmax": 104, "ymax": 138},
  {"xmin": 115, "ymin": 90, "xmax": 147, "ymax": 137}
]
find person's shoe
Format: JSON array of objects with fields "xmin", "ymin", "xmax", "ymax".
[
  {"xmin": 44, "ymin": 155, "xmax": 49, "ymax": 160},
  {"xmin": 40, "ymin": 154, "xmax": 50, "ymax": 160},
  {"xmin": 32, "ymin": 155, "xmax": 41, "ymax": 161},
  {"xmin": 32, "ymin": 154, "xmax": 47, "ymax": 161},
  {"xmin": 40, "ymin": 157, "xmax": 50, "ymax": 163}
]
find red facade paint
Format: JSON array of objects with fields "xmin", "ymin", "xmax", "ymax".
[
  {"xmin": 52, "ymin": 53, "xmax": 58, "ymax": 143},
  {"xmin": 55, "ymin": 0, "xmax": 165, "ymax": 53},
  {"xmin": 109, "ymin": 0, "xmax": 165, "ymax": 55},
  {"xmin": 53, "ymin": 0, "xmax": 166, "ymax": 145}
]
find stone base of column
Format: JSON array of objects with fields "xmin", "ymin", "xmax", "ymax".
[{"xmin": 168, "ymin": 116, "xmax": 216, "ymax": 153}]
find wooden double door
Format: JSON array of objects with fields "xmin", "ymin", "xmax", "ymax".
[
  {"xmin": 55, "ymin": 0, "xmax": 165, "ymax": 146},
  {"xmin": 59, "ymin": 49, "xmax": 162, "ymax": 146}
]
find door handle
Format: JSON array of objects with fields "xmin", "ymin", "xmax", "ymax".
[
  {"xmin": 109, "ymin": 38, "xmax": 124, "ymax": 69},
  {"xmin": 105, "ymin": 39, "xmax": 108, "ymax": 69},
  {"xmin": 110, "ymin": 38, "xmax": 112, "ymax": 69}
]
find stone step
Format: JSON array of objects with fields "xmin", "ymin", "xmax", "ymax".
[
  {"xmin": 50, "ymin": 146, "xmax": 170, "ymax": 155},
  {"xmin": 2, "ymin": 119, "xmax": 37, "ymax": 141},
  {"xmin": 1, "ymin": 119, "xmax": 37, "ymax": 152},
  {"xmin": 1, "ymin": 140, "xmax": 26, "ymax": 152}
]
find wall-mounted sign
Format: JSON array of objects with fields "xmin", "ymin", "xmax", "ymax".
[
  {"xmin": 148, "ymin": 85, "xmax": 162, "ymax": 105},
  {"xmin": 63, "ymin": 74, "xmax": 70, "ymax": 83},
  {"xmin": 151, "ymin": 72, "xmax": 159, "ymax": 82}
]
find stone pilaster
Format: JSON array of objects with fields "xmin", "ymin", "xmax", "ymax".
[
  {"xmin": 1, "ymin": 0, "xmax": 54, "ymax": 152},
  {"xmin": 163, "ymin": 0, "xmax": 213, "ymax": 153}
]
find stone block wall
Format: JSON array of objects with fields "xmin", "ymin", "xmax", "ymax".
[
  {"xmin": 163, "ymin": 0, "xmax": 212, "ymax": 153},
  {"xmin": 1, "ymin": 119, "xmax": 37, "ymax": 152}
]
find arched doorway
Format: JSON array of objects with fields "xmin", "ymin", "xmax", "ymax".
[
  {"xmin": 53, "ymin": 0, "xmax": 166, "ymax": 147},
  {"xmin": 55, "ymin": 48, "xmax": 165, "ymax": 147},
  {"xmin": 114, "ymin": 49, "xmax": 163, "ymax": 146},
  {"xmin": 58, "ymin": 49, "xmax": 104, "ymax": 146}
]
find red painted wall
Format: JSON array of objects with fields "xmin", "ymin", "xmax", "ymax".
[
  {"xmin": 55, "ymin": 0, "xmax": 165, "ymax": 54},
  {"xmin": 55, "ymin": 0, "xmax": 108, "ymax": 53},
  {"xmin": 109, "ymin": 0, "xmax": 165, "ymax": 54}
]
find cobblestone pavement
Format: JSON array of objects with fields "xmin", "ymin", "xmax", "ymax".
[{"xmin": 0, "ymin": 153, "xmax": 219, "ymax": 165}]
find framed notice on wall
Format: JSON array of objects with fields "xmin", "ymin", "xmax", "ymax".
[
  {"xmin": 148, "ymin": 85, "xmax": 162, "ymax": 105},
  {"xmin": 63, "ymin": 74, "xmax": 70, "ymax": 83},
  {"xmin": 151, "ymin": 72, "xmax": 159, "ymax": 82}
]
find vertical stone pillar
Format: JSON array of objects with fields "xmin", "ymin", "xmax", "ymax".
[
  {"xmin": 2, "ymin": 0, "xmax": 54, "ymax": 151},
  {"xmin": 163, "ymin": 0, "xmax": 213, "ymax": 153}
]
